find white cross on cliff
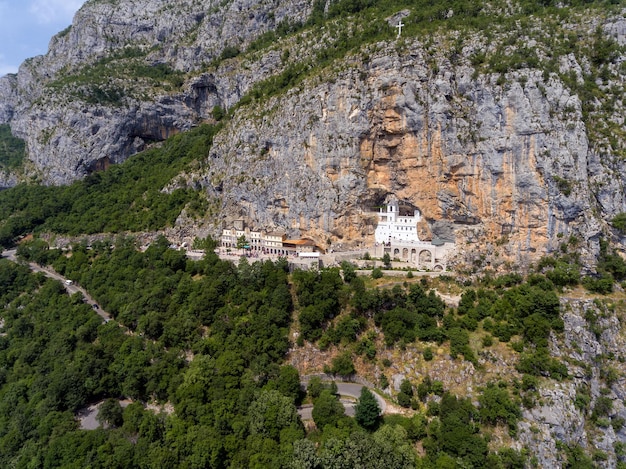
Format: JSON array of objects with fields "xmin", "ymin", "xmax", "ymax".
[{"xmin": 396, "ymin": 20, "xmax": 404, "ymax": 38}]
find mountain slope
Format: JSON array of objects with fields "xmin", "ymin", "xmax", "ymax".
[{"xmin": 0, "ymin": 0, "xmax": 624, "ymax": 267}]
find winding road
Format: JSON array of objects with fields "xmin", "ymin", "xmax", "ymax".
[
  {"xmin": 1, "ymin": 249, "xmax": 112, "ymax": 323},
  {"xmin": 297, "ymin": 381, "xmax": 388, "ymax": 420},
  {"xmin": 2, "ymin": 248, "xmax": 392, "ymax": 421}
]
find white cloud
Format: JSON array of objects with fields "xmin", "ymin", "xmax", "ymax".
[{"xmin": 28, "ymin": 0, "xmax": 83, "ymax": 25}]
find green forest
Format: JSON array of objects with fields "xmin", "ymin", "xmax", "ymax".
[
  {"xmin": 4, "ymin": 228, "xmax": 623, "ymax": 467},
  {"xmin": 2, "ymin": 236, "xmax": 547, "ymax": 468},
  {"xmin": 0, "ymin": 123, "xmax": 219, "ymax": 246}
]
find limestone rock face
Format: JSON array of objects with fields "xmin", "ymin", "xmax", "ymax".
[
  {"xmin": 1, "ymin": 0, "xmax": 311, "ymax": 184},
  {"xmin": 0, "ymin": 1, "xmax": 624, "ymax": 268},
  {"xmin": 0, "ymin": 74, "xmax": 17, "ymax": 123},
  {"xmin": 518, "ymin": 298, "xmax": 626, "ymax": 467},
  {"xmin": 204, "ymin": 40, "xmax": 612, "ymax": 265}
]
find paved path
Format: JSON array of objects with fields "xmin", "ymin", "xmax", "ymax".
[
  {"xmin": 297, "ymin": 381, "xmax": 387, "ymax": 420},
  {"xmin": 2, "ymin": 249, "xmax": 112, "ymax": 323}
]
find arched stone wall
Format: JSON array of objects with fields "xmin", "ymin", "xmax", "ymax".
[{"xmin": 419, "ymin": 249, "xmax": 432, "ymax": 266}]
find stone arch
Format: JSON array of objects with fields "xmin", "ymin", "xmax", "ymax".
[
  {"xmin": 411, "ymin": 249, "xmax": 417, "ymax": 263},
  {"xmin": 393, "ymin": 248, "xmax": 400, "ymax": 257},
  {"xmin": 433, "ymin": 264, "xmax": 444, "ymax": 272},
  {"xmin": 419, "ymin": 249, "xmax": 432, "ymax": 266},
  {"xmin": 402, "ymin": 248, "xmax": 408, "ymax": 259}
]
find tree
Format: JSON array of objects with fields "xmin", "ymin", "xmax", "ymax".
[
  {"xmin": 383, "ymin": 252, "xmax": 391, "ymax": 269},
  {"xmin": 307, "ymin": 376, "xmax": 325, "ymax": 399},
  {"xmin": 355, "ymin": 387, "xmax": 381, "ymax": 429},
  {"xmin": 312, "ymin": 389, "xmax": 345, "ymax": 428},
  {"xmin": 290, "ymin": 439, "xmax": 321, "ymax": 469},
  {"xmin": 371, "ymin": 267, "xmax": 383, "ymax": 279},
  {"xmin": 478, "ymin": 383, "xmax": 521, "ymax": 432},
  {"xmin": 192, "ymin": 235, "xmax": 218, "ymax": 252},
  {"xmin": 398, "ymin": 379, "xmax": 413, "ymax": 408},
  {"xmin": 400, "ymin": 379, "xmax": 413, "ymax": 396},
  {"xmin": 97, "ymin": 399, "xmax": 123, "ymax": 428},
  {"xmin": 276, "ymin": 365, "xmax": 303, "ymax": 403},
  {"xmin": 248, "ymin": 390, "xmax": 303, "ymax": 441},
  {"xmin": 341, "ymin": 261, "xmax": 357, "ymax": 284},
  {"xmin": 236, "ymin": 235, "xmax": 248, "ymax": 251}
]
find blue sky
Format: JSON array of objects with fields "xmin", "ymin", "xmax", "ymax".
[{"xmin": 0, "ymin": 0, "xmax": 83, "ymax": 76}]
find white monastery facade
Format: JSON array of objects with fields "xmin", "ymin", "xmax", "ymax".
[
  {"xmin": 374, "ymin": 200, "xmax": 454, "ymax": 271},
  {"xmin": 375, "ymin": 201, "xmax": 422, "ymax": 244}
]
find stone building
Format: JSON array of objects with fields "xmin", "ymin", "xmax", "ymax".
[
  {"xmin": 374, "ymin": 201, "xmax": 454, "ymax": 271},
  {"xmin": 220, "ymin": 222, "xmax": 324, "ymax": 257},
  {"xmin": 375, "ymin": 200, "xmax": 422, "ymax": 244}
]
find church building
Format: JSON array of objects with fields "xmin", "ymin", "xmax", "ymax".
[
  {"xmin": 374, "ymin": 200, "xmax": 421, "ymax": 244},
  {"xmin": 373, "ymin": 199, "xmax": 454, "ymax": 271}
]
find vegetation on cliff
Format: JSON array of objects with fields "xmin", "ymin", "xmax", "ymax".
[
  {"xmin": 0, "ymin": 124, "xmax": 25, "ymax": 170},
  {"xmin": 0, "ymin": 123, "xmax": 219, "ymax": 247},
  {"xmin": 0, "ymin": 238, "xmax": 544, "ymax": 467}
]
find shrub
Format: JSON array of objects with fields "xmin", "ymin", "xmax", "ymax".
[
  {"xmin": 398, "ymin": 379, "xmax": 413, "ymax": 408},
  {"xmin": 331, "ymin": 351, "xmax": 355, "ymax": 376},
  {"xmin": 371, "ymin": 267, "xmax": 383, "ymax": 279},
  {"xmin": 612, "ymin": 213, "xmax": 626, "ymax": 233},
  {"xmin": 211, "ymin": 105, "xmax": 225, "ymax": 121},
  {"xmin": 400, "ymin": 378, "xmax": 413, "ymax": 397},
  {"xmin": 592, "ymin": 396, "xmax": 613, "ymax": 421},
  {"xmin": 478, "ymin": 383, "xmax": 521, "ymax": 432},
  {"xmin": 398, "ymin": 391, "xmax": 412, "ymax": 408},
  {"xmin": 583, "ymin": 274, "xmax": 614, "ymax": 294},
  {"xmin": 612, "ymin": 416, "xmax": 625, "ymax": 431},
  {"xmin": 552, "ymin": 175, "xmax": 572, "ymax": 197},
  {"xmin": 379, "ymin": 374, "xmax": 389, "ymax": 389},
  {"xmin": 482, "ymin": 335, "xmax": 494, "ymax": 347},
  {"xmin": 220, "ymin": 45, "xmax": 240, "ymax": 60}
]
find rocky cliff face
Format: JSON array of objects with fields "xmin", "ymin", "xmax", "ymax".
[
  {"xmin": 0, "ymin": 0, "xmax": 312, "ymax": 183},
  {"xmin": 0, "ymin": 1, "xmax": 624, "ymax": 267},
  {"xmin": 288, "ymin": 292, "xmax": 626, "ymax": 467},
  {"xmin": 0, "ymin": 74, "xmax": 16, "ymax": 123},
  {"xmin": 518, "ymin": 297, "xmax": 626, "ymax": 467},
  {"xmin": 203, "ymin": 34, "xmax": 620, "ymax": 267}
]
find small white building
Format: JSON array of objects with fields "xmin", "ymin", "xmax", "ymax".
[
  {"xmin": 374, "ymin": 200, "xmax": 421, "ymax": 244},
  {"xmin": 373, "ymin": 200, "xmax": 454, "ymax": 271}
]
